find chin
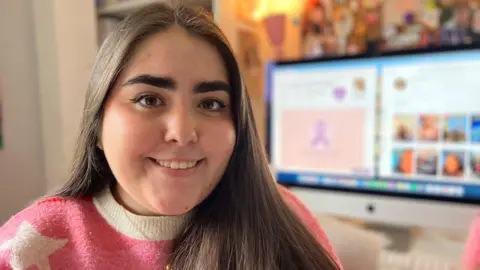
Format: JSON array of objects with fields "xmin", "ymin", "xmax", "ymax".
[
  {"xmin": 154, "ymin": 205, "xmax": 195, "ymax": 216},
  {"xmin": 144, "ymin": 181, "xmax": 216, "ymax": 216},
  {"xmin": 148, "ymin": 196, "xmax": 198, "ymax": 216}
]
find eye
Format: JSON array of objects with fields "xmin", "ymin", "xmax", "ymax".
[
  {"xmin": 199, "ymin": 99, "xmax": 226, "ymax": 111},
  {"xmin": 199, "ymin": 100, "xmax": 224, "ymax": 111},
  {"xmin": 131, "ymin": 94, "xmax": 164, "ymax": 108}
]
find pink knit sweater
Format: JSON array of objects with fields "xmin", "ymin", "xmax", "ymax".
[{"xmin": 0, "ymin": 185, "xmax": 342, "ymax": 269}]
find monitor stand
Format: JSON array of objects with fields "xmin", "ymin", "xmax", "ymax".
[
  {"xmin": 365, "ymin": 223, "xmax": 414, "ymax": 252},
  {"xmin": 288, "ymin": 186, "xmax": 478, "ymax": 251}
]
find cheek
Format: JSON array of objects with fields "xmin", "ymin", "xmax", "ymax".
[
  {"xmin": 101, "ymin": 105, "xmax": 159, "ymax": 158},
  {"xmin": 197, "ymin": 121, "xmax": 235, "ymax": 199},
  {"xmin": 202, "ymin": 120, "xmax": 236, "ymax": 163}
]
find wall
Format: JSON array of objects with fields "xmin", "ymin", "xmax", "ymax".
[
  {"xmin": 215, "ymin": 1, "xmax": 302, "ymax": 143},
  {"xmin": 215, "ymin": 0, "xmax": 269, "ymax": 141},
  {"xmin": 33, "ymin": 0, "xmax": 97, "ymax": 193},
  {"xmin": 0, "ymin": 0, "xmax": 97, "ymax": 223},
  {"xmin": 0, "ymin": 1, "xmax": 45, "ymax": 222}
]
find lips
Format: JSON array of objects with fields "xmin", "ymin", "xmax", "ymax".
[
  {"xmin": 156, "ymin": 160, "xmax": 197, "ymax": 169},
  {"xmin": 148, "ymin": 157, "xmax": 205, "ymax": 170}
]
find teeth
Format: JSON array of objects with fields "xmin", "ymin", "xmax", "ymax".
[{"xmin": 157, "ymin": 160, "xmax": 198, "ymax": 170}]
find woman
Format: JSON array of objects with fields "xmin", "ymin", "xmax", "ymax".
[
  {"xmin": 396, "ymin": 149, "xmax": 413, "ymax": 174},
  {"xmin": 0, "ymin": 3, "xmax": 341, "ymax": 270},
  {"xmin": 442, "ymin": 153, "xmax": 464, "ymax": 177},
  {"xmin": 418, "ymin": 115, "xmax": 439, "ymax": 141}
]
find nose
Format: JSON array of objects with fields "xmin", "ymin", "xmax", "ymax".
[{"xmin": 163, "ymin": 106, "xmax": 198, "ymax": 146}]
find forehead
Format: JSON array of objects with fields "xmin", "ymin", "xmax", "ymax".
[{"xmin": 124, "ymin": 26, "xmax": 228, "ymax": 83}]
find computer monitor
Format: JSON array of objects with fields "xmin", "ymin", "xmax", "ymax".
[{"xmin": 267, "ymin": 46, "xmax": 480, "ymax": 231}]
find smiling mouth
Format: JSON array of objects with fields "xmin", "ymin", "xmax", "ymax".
[{"xmin": 149, "ymin": 158, "xmax": 203, "ymax": 170}]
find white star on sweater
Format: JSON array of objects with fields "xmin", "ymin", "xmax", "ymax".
[{"xmin": 0, "ymin": 221, "xmax": 68, "ymax": 270}]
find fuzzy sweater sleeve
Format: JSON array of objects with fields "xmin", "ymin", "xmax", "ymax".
[
  {"xmin": 279, "ymin": 185, "xmax": 344, "ymax": 269},
  {"xmin": 0, "ymin": 197, "xmax": 84, "ymax": 269}
]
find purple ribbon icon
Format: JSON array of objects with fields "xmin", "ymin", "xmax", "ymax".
[{"xmin": 311, "ymin": 121, "xmax": 330, "ymax": 148}]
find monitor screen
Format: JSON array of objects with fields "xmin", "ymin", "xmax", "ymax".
[{"xmin": 267, "ymin": 48, "xmax": 480, "ymax": 204}]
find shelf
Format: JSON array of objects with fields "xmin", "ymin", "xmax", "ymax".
[{"xmin": 97, "ymin": 0, "xmax": 164, "ymax": 17}]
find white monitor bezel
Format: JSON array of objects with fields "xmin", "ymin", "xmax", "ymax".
[{"xmin": 266, "ymin": 46, "xmax": 480, "ymax": 229}]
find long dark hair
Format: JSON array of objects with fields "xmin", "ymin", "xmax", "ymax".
[{"xmin": 57, "ymin": 3, "xmax": 339, "ymax": 270}]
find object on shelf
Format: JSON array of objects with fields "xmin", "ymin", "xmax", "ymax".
[{"xmin": 263, "ymin": 14, "xmax": 287, "ymax": 60}]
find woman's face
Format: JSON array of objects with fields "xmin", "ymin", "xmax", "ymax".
[
  {"xmin": 100, "ymin": 27, "xmax": 236, "ymax": 216},
  {"xmin": 422, "ymin": 116, "xmax": 436, "ymax": 128},
  {"xmin": 445, "ymin": 155, "xmax": 460, "ymax": 174},
  {"xmin": 399, "ymin": 150, "xmax": 413, "ymax": 173}
]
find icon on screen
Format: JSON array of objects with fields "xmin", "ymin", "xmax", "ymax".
[
  {"xmin": 353, "ymin": 78, "xmax": 366, "ymax": 95},
  {"xmin": 393, "ymin": 114, "xmax": 416, "ymax": 141},
  {"xmin": 470, "ymin": 152, "xmax": 480, "ymax": 179},
  {"xmin": 333, "ymin": 86, "xmax": 346, "ymax": 101},
  {"xmin": 416, "ymin": 149, "xmax": 438, "ymax": 175},
  {"xmin": 443, "ymin": 115, "xmax": 467, "ymax": 143},
  {"xmin": 470, "ymin": 115, "xmax": 480, "ymax": 143},
  {"xmin": 311, "ymin": 120, "xmax": 330, "ymax": 149},
  {"xmin": 394, "ymin": 78, "xmax": 407, "ymax": 91},
  {"xmin": 418, "ymin": 115, "xmax": 440, "ymax": 142},
  {"xmin": 392, "ymin": 149, "xmax": 414, "ymax": 175},
  {"xmin": 442, "ymin": 151, "xmax": 465, "ymax": 177}
]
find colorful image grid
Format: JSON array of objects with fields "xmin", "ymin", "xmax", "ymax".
[{"xmin": 392, "ymin": 113, "xmax": 480, "ymax": 182}]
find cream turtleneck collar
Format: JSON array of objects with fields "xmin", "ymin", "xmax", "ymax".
[{"xmin": 92, "ymin": 187, "xmax": 191, "ymax": 241}]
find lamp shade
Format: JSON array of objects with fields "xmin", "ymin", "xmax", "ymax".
[
  {"xmin": 253, "ymin": 0, "xmax": 304, "ymax": 20},
  {"xmin": 263, "ymin": 14, "xmax": 286, "ymax": 59},
  {"xmin": 263, "ymin": 14, "xmax": 286, "ymax": 47}
]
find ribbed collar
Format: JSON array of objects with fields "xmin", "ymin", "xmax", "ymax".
[{"xmin": 92, "ymin": 188, "xmax": 191, "ymax": 241}]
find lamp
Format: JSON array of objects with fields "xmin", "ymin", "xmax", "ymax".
[
  {"xmin": 263, "ymin": 14, "xmax": 287, "ymax": 59},
  {"xmin": 253, "ymin": 0, "xmax": 305, "ymax": 60}
]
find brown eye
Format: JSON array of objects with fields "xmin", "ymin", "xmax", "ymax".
[
  {"xmin": 131, "ymin": 94, "xmax": 164, "ymax": 108},
  {"xmin": 199, "ymin": 99, "xmax": 225, "ymax": 111}
]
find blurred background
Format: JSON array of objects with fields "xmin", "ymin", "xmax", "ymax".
[{"xmin": 1, "ymin": 0, "xmax": 480, "ymax": 269}]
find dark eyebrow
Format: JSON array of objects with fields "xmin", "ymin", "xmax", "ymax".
[
  {"xmin": 122, "ymin": 74, "xmax": 230, "ymax": 93},
  {"xmin": 122, "ymin": 74, "xmax": 176, "ymax": 89},
  {"xmin": 194, "ymin": 81, "xmax": 231, "ymax": 94}
]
